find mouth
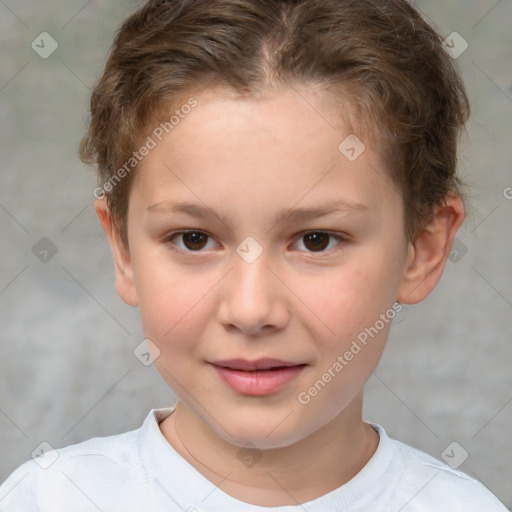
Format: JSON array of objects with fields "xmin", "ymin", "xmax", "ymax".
[
  {"xmin": 209, "ymin": 359, "xmax": 308, "ymax": 396},
  {"xmin": 211, "ymin": 358, "xmax": 306, "ymax": 371}
]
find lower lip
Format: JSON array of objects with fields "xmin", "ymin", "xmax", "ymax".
[{"xmin": 212, "ymin": 364, "xmax": 306, "ymax": 396}]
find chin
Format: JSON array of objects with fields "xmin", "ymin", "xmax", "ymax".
[{"xmin": 209, "ymin": 411, "xmax": 311, "ymax": 450}]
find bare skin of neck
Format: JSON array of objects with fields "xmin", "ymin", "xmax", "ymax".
[{"xmin": 159, "ymin": 393, "xmax": 380, "ymax": 507}]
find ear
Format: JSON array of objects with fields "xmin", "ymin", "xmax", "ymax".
[
  {"xmin": 397, "ymin": 193, "xmax": 465, "ymax": 305},
  {"xmin": 94, "ymin": 198, "xmax": 139, "ymax": 307}
]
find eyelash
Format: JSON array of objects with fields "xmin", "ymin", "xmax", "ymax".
[{"xmin": 163, "ymin": 230, "xmax": 348, "ymax": 254}]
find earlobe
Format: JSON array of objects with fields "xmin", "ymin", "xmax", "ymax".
[
  {"xmin": 397, "ymin": 193, "xmax": 465, "ymax": 305},
  {"xmin": 94, "ymin": 198, "xmax": 139, "ymax": 307}
]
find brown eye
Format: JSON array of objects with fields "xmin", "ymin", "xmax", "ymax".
[
  {"xmin": 166, "ymin": 231, "xmax": 215, "ymax": 252},
  {"xmin": 182, "ymin": 232, "xmax": 209, "ymax": 250},
  {"xmin": 294, "ymin": 232, "xmax": 345, "ymax": 253},
  {"xmin": 304, "ymin": 233, "xmax": 330, "ymax": 251}
]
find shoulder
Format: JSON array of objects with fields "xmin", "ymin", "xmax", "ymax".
[
  {"xmin": 378, "ymin": 427, "xmax": 508, "ymax": 511},
  {"xmin": 0, "ymin": 426, "xmax": 149, "ymax": 511}
]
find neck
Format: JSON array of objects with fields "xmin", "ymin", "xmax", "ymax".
[{"xmin": 159, "ymin": 393, "xmax": 379, "ymax": 507}]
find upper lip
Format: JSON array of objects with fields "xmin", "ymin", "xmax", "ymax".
[{"xmin": 210, "ymin": 358, "xmax": 306, "ymax": 371}]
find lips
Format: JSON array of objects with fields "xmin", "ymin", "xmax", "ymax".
[
  {"xmin": 210, "ymin": 358, "xmax": 307, "ymax": 396},
  {"xmin": 211, "ymin": 358, "xmax": 304, "ymax": 371}
]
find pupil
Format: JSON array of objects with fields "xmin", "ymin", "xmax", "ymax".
[
  {"xmin": 306, "ymin": 233, "xmax": 328, "ymax": 251},
  {"xmin": 185, "ymin": 232, "xmax": 206, "ymax": 249}
]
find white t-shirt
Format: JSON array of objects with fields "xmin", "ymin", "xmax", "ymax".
[{"xmin": 0, "ymin": 406, "xmax": 508, "ymax": 512}]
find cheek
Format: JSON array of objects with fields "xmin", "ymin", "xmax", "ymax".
[
  {"xmin": 294, "ymin": 259, "xmax": 395, "ymax": 418},
  {"xmin": 304, "ymin": 257, "xmax": 396, "ymax": 338},
  {"xmin": 134, "ymin": 253, "xmax": 215, "ymax": 345}
]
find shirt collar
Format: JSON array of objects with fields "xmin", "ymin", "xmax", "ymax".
[{"xmin": 138, "ymin": 406, "xmax": 395, "ymax": 511}]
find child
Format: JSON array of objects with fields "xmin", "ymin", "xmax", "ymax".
[{"xmin": 0, "ymin": 0, "xmax": 508, "ymax": 510}]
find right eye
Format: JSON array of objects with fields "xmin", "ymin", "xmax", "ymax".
[{"xmin": 163, "ymin": 230, "xmax": 219, "ymax": 252}]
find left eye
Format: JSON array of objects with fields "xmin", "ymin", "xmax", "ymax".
[
  {"xmin": 165, "ymin": 231, "xmax": 218, "ymax": 252},
  {"xmin": 293, "ymin": 232, "xmax": 345, "ymax": 253}
]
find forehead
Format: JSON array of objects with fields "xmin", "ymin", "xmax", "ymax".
[{"xmin": 131, "ymin": 85, "xmax": 400, "ymax": 222}]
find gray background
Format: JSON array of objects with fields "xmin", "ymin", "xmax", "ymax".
[{"xmin": 0, "ymin": 0, "xmax": 511, "ymax": 508}]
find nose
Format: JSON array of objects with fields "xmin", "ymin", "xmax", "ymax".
[{"xmin": 217, "ymin": 251, "xmax": 290, "ymax": 336}]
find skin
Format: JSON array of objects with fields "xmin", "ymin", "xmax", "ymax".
[{"xmin": 95, "ymin": 84, "xmax": 464, "ymax": 506}]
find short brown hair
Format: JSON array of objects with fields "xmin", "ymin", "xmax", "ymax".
[{"xmin": 80, "ymin": 0, "xmax": 470, "ymax": 250}]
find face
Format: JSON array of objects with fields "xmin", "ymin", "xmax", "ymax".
[{"xmin": 110, "ymin": 85, "xmax": 413, "ymax": 449}]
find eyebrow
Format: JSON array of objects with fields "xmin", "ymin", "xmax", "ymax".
[{"xmin": 147, "ymin": 198, "xmax": 369, "ymax": 227}]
